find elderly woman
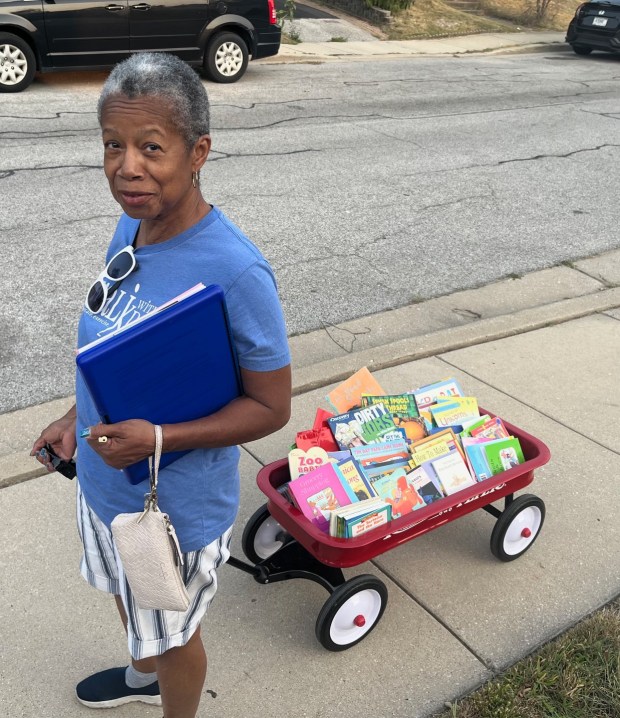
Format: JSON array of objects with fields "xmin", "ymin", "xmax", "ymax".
[{"xmin": 31, "ymin": 53, "xmax": 291, "ymax": 718}]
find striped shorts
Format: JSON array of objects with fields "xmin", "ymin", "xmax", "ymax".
[{"xmin": 76, "ymin": 484, "xmax": 232, "ymax": 660}]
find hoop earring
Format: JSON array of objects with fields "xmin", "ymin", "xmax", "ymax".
[{"xmin": 192, "ymin": 171, "xmax": 199, "ymax": 188}]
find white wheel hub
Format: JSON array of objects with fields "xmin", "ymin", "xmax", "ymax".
[
  {"xmin": 215, "ymin": 42, "xmax": 243, "ymax": 77},
  {"xmin": 330, "ymin": 589, "xmax": 383, "ymax": 646},
  {"xmin": 253, "ymin": 516, "xmax": 286, "ymax": 560},
  {"xmin": 503, "ymin": 506, "xmax": 542, "ymax": 556},
  {"xmin": 0, "ymin": 43, "xmax": 27, "ymax": 86}
]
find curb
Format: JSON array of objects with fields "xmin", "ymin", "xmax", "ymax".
[
  {"xmin": 2, "ymin": 285, "xmax": 619, "ymax": 491},
  {"xmin": 292, "ymin": 286, "xmax": 620, "ymax": 395},
  {"xmin": 265, "ymin": 40, "xmax": 567, "ymax": 63}
]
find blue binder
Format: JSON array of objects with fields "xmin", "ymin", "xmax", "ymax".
[{"xmin": 76, "ymin": 284, "xmax": 243, "ymax": 484}]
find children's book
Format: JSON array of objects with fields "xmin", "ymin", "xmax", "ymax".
[
  {"xmin": 483, "ymin": 437, "xmax": 525, "ymax": 475},
  {"xmin": 430, "ymin": 449, "xmax": 477, "ymax": 496},
  {"xmin": 411, "ymin": 378, "xmax": 464, "ymax": 411},
  {"xmin": 346, "ymin": 503, "xmax": 392, "ymax": 538},
  {"xmin": 327, "ymin": 450, "xmax": 353, "ymax": 463},
  {"xmin": 470, "ymin": 416, "xmax": 509, "ymax": 441},
  {"xmin": 351, "ymin": 439, "xmax": 410, "ymax": 481},
  {"xmin": 410, "ymin": 437, "xmax": 454, "ymax": 466},
  {"xmin": 462, "ymin": 437, "xmax": 493, "ymax": 481},
  {"xmin": 329, "ymin": 498, "xmax": 391, "ymax": 538},
  {"xmin": 361, "ymin": 393, "xmax": 427, "ymax": 442},
  {"xmin": 407, "ymin": 466, "xmax": 444, "ymax": 504},
  {"xmin": 336, "ymin": 457, "xmax": 376, "ymax": 502},
  {"xmin": 372, "ymin": 468, "xmax": 426, "ymax": 519},
  {"xmin": 409, "ymin": 378, "xmax": 464, "ymax": 432},
  {"xmin": 410, "ymin": 428, "xmax": 466, "ymax": 467},
  {"xmin": 288, "ymin": 463, "xmax": 353, "ymax": 532},
  {"xmin": 326, "ymin": 367, "xmax": 386, "ymax": 414},
  {"xmin": 288, "ymin": 447, "xmax": 332, "ymax": 481},
  {"xmin": 328, "ymin": 402, "xmax": 398, "ymax": 450},
  {"xmin": 460, "ymin": 415, "xmax": 492, "ymax": 438},
  {"xmin": 430, "ymin": 397, "xmax": 479, "ymax": 428}
]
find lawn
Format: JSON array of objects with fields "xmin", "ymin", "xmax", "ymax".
[
  {"xmin": 387, "ymin": 0, "xmax": 582, "ymax": 40},
  {"xmin": 480, "ymin": 0, "xmax": 582, "ymax": 30},
  {"xmin": 437, "ymin": 599, "xmax": 620, "ymax": 718}
]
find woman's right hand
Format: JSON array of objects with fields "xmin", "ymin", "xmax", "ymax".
[{"xmin": 31, "ymin": 410, "xmax": 77, "ymax": 471}]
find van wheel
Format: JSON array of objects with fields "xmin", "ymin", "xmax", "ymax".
[
  {"xmin": 204, "ymin": 32, "xmax": 249, "ymax": 83},
  {"xmin": 0, "ymin": 33, "xmax": 36, "ymax": 93},
  {"xmin": 572, "ymin": 45, "xmax": 592, "ymax": 56}
]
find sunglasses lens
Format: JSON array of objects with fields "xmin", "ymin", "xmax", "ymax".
[
  {"xmin": 107, "ymin": 251, "xmax": 135, "ymax": 280},
  {"xmin": 87, "ymin": 281, "xmax": 105, "ymax": 313}
]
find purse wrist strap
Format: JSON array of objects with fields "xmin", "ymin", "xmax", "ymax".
[{"xmin": 145, "ymin": 424, "xmax": 163, "ymax": 511}]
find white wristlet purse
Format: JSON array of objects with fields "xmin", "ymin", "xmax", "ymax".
[{"xmin": 111, "ymin": 424, "xmax": 190, "ymax": 612}]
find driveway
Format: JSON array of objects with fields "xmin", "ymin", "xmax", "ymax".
[
  {"xmin": 275, "ymin": 0, "xmax": 337, "ymax": 18},
  {"xmin": 275, "ymin": 0, "xmax": 378, "ymax": 41}
]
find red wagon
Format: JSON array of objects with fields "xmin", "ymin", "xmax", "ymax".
[{"xmin": 228, "ymin": 412, "xmax": 551, "ymax": 651}]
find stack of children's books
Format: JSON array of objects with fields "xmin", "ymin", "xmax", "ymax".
[{"xmin": 283, "ymin": 367, "xmax": 526, "ymax": 539}]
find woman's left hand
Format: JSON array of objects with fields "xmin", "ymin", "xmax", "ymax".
[{"xmin": 85, "ymin": 420, "xmax": 157, "ymax": 469}]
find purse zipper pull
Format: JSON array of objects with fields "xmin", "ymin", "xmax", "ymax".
[{"xmin": 164, "ymin": 514, "xmax": 184, "ymax": 567}]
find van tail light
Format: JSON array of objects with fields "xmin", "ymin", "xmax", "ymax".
[
  {"xmin": 267, "ymin": 0, "xmax": 277, "ymax": 24},
  {"xmin": 575, "ymin": 3, "xmax": 587, "ymax": 18}
]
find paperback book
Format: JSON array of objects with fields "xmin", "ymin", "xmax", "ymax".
[
  {"xmin": 410, "ymin": 428, "xmax": 466, "ymax": 467},
  {"xmin": 288, "ymin": 463, "xmax": 354, "ymax": 532},
  {"xmin": 430, "ymin": 397, "xmax": 479, "ymax": 428},
  {"xmin": 470, "ymin": 416, "xmax": 509, "ymax": 441},
  {"xmin": 326, "ymin": 366, "xmax": 385, "ymax": 414},
  {"xmin": 336, "ymin": 457, "xmax": 376, "ymax": 502},
  {"xmin": 411, "ymin": 378, "xmax": 464, "ymax": 410},
  {"xmin": 462, "ymin": 437, "xmax": 492, "ymax": 481},
  {"xmin": 411, "ymin": 379, "xmax": 463, "ymax": 429},
  {"xmin": 361, "ymin": 393, "xmax": 427, "ymax": 442},
  {"xmin": 328, "ymin": 402, "xmax": 399, "ymax": 450},
  {"xmin": 329, "ymin": 498, "xmax": 392, "ymax": 538},
  {"xmin": 351, "ymin": 439, "xmax": 410, "ymax": 481},
  {"xmin": 430, "ymin": 449, "xmax": 477, "ymax": 495},
  {"xmin": 483, "ymin": 437, "xmax": 525, "ymax": 475},
  {"xmin": 372, "ymin": 468, "xmax": 426, "ymax": 518},
  {"xmin": 407, "ymin": 465, "xmax": 445, "ymax": 505}
]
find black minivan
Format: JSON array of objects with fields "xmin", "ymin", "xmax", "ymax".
[
  {"xmin": 0, "ymin": 0, "xmax": 280, "ymax": 92},
  {"xmin": 566, "ymin": 0, "xmax": 620, "ymax": 55}
]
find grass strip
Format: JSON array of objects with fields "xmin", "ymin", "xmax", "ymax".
[{"xmin": 439, "ymin": 599, "xmax": 620, "ymax": 718}]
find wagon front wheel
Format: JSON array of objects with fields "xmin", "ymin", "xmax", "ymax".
[
  {"xmin": 241, "ymin": 503, "xmax": 290, "ymax": 563},
  {"xmin": 490, "ymin": 494, "xmax": 545, "ymax": 562},
  {"xmin": 315, "ymin": 575, "xmax": 388, "ymax": 651}
]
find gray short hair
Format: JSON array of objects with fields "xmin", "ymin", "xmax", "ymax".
[{"xmin": 97, "ymin": 53, "xmax": 210, "ymax": 147}]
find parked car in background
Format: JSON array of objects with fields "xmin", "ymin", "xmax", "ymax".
[
  {"xmin": 566, "ymin": 0, "xmax": 620, "ymax": 55},
  {"xmin": 0, "ymin": 0, "xmax": 280, "ymax": 92}
]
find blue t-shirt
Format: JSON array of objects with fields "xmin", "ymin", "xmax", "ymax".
[{"xmin": 76, "ymin": 207, "xmax": 290, "ymax": 552}]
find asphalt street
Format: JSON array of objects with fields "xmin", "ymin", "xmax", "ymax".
[{"xmin": 2, "ymin": 50, "xmax": 620, "ymax": 412}]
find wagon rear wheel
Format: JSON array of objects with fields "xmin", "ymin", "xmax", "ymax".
[
  {"xmin": 315, "ymin": 575, "xmax": 387, "ymax": 651},
  {"xmin": 241, "ymin": 503, "xmax": 290, "ymax": 564},
  {"xmin": 490, "ymin": 494, "xmax": 545, "ymax": 562}
]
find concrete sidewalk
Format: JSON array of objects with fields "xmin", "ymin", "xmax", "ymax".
[
  {"xmin": 265, "ymin": 30, "xmax": 567, "ymax": 62},
  {"xmin": 1, "ymin": 248, "xmax": 619, "ymax": 718}
]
